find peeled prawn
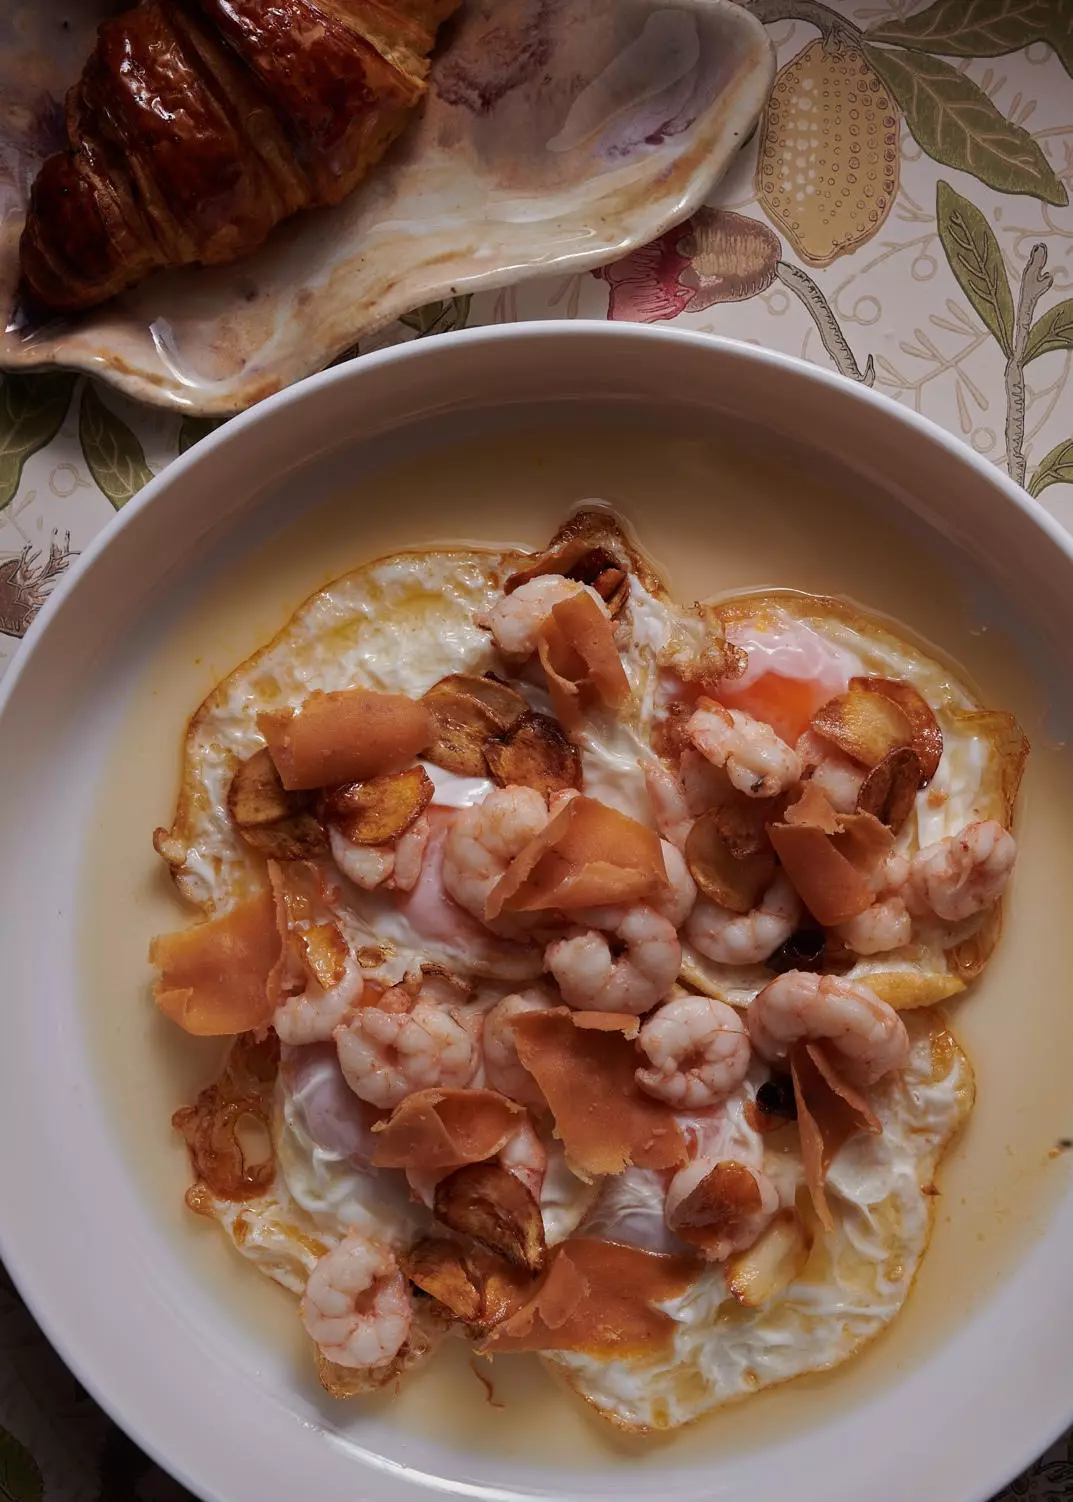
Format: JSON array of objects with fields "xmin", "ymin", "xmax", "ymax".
[
  {"xmin": 652, "ymin": 840, "xmax": 698, "ymax": 928},
  {"xmin": 545, "ymin": 904, "xmax": 681, "ymax": 1015},
  {"xmin": 482, "ymin": 576, "xmax": 607, "ymax": 658},
  {"xmin": 442, "ymin": 786, "xmax": 549, "ymax": 934},
  {"xmin": 664, "ymin": 1153, "xmax": 779, "ymax": 1262},
  {"xmin": 274, "ymin": 952, "xmax": 364, "ymax": 1046},
  {"xmin": 483, "ymin": 988, "xmax": 554, "ymax": 1109},
  {"xmin": 907, "ymin": 819, "xmax": 1016, "ymax": 923},
  {"xmin": 748, "ymin": 970, "xmax": 908, "ymax": 1086},
  {"xmin": 687, "ymin": 703, "xmax": 802, "ymax": 798},
  {"xmin": 335, "ymin": 987, "xmax": 478, "ymax": 1108},
  {"xmin": 300, "ymin": 1232, "xmax": 411, "ymax": 1369},
  {"xmin": 685, "ymin": 874, "xmax": 801, "ymax": 966},
  {"xmin": 329, "ymin": 816, "xmax": 429, "ymax": 894},
  {"xmin": 644, "ymin": 761, "xmax": 693, "ymax": 851},
  {"xmin": 636, "ymin": 993, "xmax": 751, "ymax": 1108},
  {"xmin": 796, "ymin": 728, "xmax": 865, "ymax": 814}
]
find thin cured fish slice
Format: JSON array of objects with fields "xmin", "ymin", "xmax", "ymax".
[
  {"xmin": 480, "ymin": 1238, "xmax": 697, "ymax": 1359},
  {"xmin": 259, "ymin": 687, "xmax": 431, "ymax": 791},
  {"xmin": 150, "ymin": 889, "xmax": 281, "ymax": 1035}
]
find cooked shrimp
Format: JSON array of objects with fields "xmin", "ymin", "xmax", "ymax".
[
  {"xmin": 796, "ymin": 728, "xmax": 865, "ymax": 814},
  {"xmin": 330, "ymin": 826, "xmax": 395, "ymax": 890},
  {"xmin": 335, "ymin": 992, "xmax": 478, "ymax": 1108},
  {"xmin": 442, "ymin": 786, "xmax": 549, "ymax": 934},
  {"xmin": 687, "ymin": 702, "xmax": 802, "ymax": 798},
  {"xmin": 636, "ymin": 993, "xmax": 751, "ymax": 1108},
  {"xmin": 652, "ymin": 840, "xmax": 697, "ymax": 928},
  {"xmin": 907, "ymin": 819, "xmax": 1016, "ymax": 923},
  {"xmin": 391, "ymin": 815, "xmax": 431, "ymax": 893},
  {"xmin": 483, "ymin": 988, "xmax": 554, "ymax": 1108},
  {"xmin": 645, "ymin": 761, "xmax": 692, "ymax": 850},
  {"xmin": 274, "ymin": 953, "xmax": 364, "ymax": 1046},
  {"xmin": 664, "ymin": 1154, "xmax": 779, "ymax": 1262},
  {"xmin": 685, "ymin": 874, "xmax": 801, "ymax": 967},
  {"xmin": 748, "ymin": 970, "xmax": 909, "ymax": 1086},
  {"xmin": 329, "ymin": 815, "xmax": 429, "ymax": 894},
  {"xmin": 545, "ymin": 904, "xmax": 680, "ymax": 1015},
  {"xmin": 837, "ymin": 896, "xmax": 912, "ymax": 955},
  {"xmin": 300, "ymin": 1233, "xmax": 411, "ymax": 1369},
  {"xmin": 481, "ymin": 576, "xmax": 607, "ymax": 658}
]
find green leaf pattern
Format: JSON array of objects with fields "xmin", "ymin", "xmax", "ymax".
[
  {"xmin": 1023, "ymin": 299, "xmax": 1073, "ymax": 364},
  {"xmin": 177, "ymin": 414, "xmax": 224, "ymax": 454},
  {"xmin": 935, "ymin": 181, "xmax": 1015, "ymax": 355},
  {"xmin": 863, "ymin": 43, "xmax": 1068, "ymax": 205},
  {"xmin": 1028, "ymin": 438, "xmax": 1073, "ymax": 498},
  {"xmin": 78, "ymin": 384, "xmax": 154, "ymax": 509},
  {"xmin": 0, "ymin": 373, "xmax": 76, "ymax": 513},
  {"xmin": 868, "ymin": 0, "xmax": 1062, "ymax": 59}
]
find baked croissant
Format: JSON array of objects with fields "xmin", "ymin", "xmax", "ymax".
[{"xmin": 19, "ymin": 0, "xmax": 459, "ymax": 311}]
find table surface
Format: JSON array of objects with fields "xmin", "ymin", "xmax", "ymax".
[{"xmin": 2, "ymin": 1, "xmax": 1072, "ymax": 1496}]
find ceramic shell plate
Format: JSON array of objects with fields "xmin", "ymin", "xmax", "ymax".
[{"xmin": 0, "ymin": 0, "xmax": 773, "ymax": 413}]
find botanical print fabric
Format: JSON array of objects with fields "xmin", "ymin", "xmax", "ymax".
[{"xmin": 0, "ymin": 0, "xmax": 1070, "ymax": 1495}]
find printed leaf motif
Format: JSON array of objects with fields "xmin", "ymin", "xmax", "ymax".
[
  {"xmin": 178, "ymin": 414, "xmax": 224, "ymax": 454},
  {"xmin": 79, "ymin": 383, "xmax": 153, "ymax": 509},
  {"xmin": 935, "ymin": 180, "xmax": 1015, "ymax": 355},
  {"xmin": 0, "ymin": 372, "xmax": 76, "ymax": 512},
  {"xmin": 1028, "ymin": 439, "xmax": 1073, "ymax": 499},
  {"xmin": 1024, "ymin": 299, "xmax": 1073, "ymax": 363},
  {"xmin": 0, "ymin": 1425, "xmax": 43, "ymax": 1502},
  {"xmin": 862, "ymin": 43, "xmax": 1068, "ymax": 206},
  {"xmin": 868, "ymin": 0, "xmax": 1056, "ymax": 57},
  {"xmin": 399, "ymin": 295, "xmax": 472, "ymax": 336}
]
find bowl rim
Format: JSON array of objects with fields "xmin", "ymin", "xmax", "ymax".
[{"xmin": 3, "ymin": 319, "xmax": 1073, "ymax": 1502}]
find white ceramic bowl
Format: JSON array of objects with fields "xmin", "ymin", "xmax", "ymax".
[{"xmin": 1, "ymin": 324, "xmax": 1072, "ymax": 1502}]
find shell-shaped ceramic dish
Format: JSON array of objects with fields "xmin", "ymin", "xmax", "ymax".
[{"xmin": 0, "ymin": 0, "xmax": 773, "ymax": 413}]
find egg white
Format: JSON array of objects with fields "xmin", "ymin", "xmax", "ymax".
[{"xmin": 159, "ymin": 543, "xmax": 1000, "ymax": 1433}]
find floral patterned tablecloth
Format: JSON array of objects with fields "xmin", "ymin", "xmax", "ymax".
[{"xmin": 2, "ymin": 1, "xmax": 1072, "ymax": 1496}]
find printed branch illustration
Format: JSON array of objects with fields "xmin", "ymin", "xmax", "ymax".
[
  {"xmin": 1005, "ymin": 244, "xmax": 1053, "ymax": 488},
  {"xmin": 936, "ymin": 179, "xmax": 1073, "ymax": 499},
  {"xmin": 774, "ymin": 263, "xmax": 875, "ymax": 385}
]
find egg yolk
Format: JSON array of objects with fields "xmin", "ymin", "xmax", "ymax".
[{"xmin": 716, "ymin": 670, "xmax": 830, "ymax": 746}]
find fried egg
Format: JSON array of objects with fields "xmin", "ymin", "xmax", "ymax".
[{"xmin": 156, "ymin": 511, "xmax": 1017, "ymax": 1434}]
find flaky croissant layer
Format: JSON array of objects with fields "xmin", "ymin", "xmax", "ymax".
[{"xmin": 19, "ymin": 0, "xmax": 459, "ymax": 311}]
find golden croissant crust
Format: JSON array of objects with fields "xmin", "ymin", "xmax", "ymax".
[{"xmin": 19, "ymin": 0, "xmax": 459, "ymax": 310}]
